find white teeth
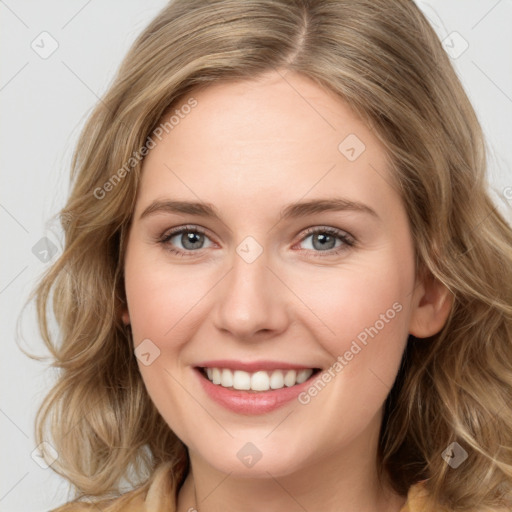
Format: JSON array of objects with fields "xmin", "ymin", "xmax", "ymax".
[
  {"xmin": 284, "ymin": 370, "xmax": 297, "ymax": 387},
  {"xmin": 212, "ymin": 367, "xmax": 221, "ymax": 385},
  {"xmin": 203, "ymin": 367, "xmax": 314, "ymax": 391},
  {"xmin": 251, "ymin": 371, "xmax": 270, "ymax": 391},
  {"xmin": 221, "ymin": 368, "xmax": 233, "ymax": 387},
  {"xmin": 269, "ymin": 370, "xmax": 284, "ymax": 389},
  {"xmin": 296, "ymin": 369, "xmax": 312, "ymax": 384},
  {"xmin": 233, "ymin": 370, "xmax": 251, "ymax": 390}
]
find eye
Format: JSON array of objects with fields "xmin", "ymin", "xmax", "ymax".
[
  {"xmin": 158, "ymin": 225, "xmax": 356, "ymax": 258},
  {"xmin": 159, "ymin": 225, "xmax": 214, "ymax": 257},
  {"xmin": 295, "ymin": 226, "xmax": 355, "ymax": 257}
]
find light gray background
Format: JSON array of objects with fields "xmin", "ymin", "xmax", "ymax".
[{"xmin": 1, "ymin": 1, "xmax": 511, "ymax": 510}]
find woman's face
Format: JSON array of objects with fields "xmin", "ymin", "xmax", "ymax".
[{"xmin": 122, "ymin": 70, "xmax": 430, "ymax": 478}]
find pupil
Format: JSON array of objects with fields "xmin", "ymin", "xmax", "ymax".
[
  {"xmin": 183, "ymin": 232, "xmax": 203, "ymax": 249},
  {"xmin": 313, "ymin": 233, "xmax": 334, "ymax": 250}
]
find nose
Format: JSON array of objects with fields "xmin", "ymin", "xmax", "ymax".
[{"xmin": 212, "ymin": 245, "xmax": 289, "ymax": 342}]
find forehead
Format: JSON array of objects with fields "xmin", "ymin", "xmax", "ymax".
[
  {"xmin": 166, "ymin": 71, "xmax": 373, "ymax": 159},
  {"xmin": 136, "ymin": 71, "xmax": 397, "ymax": 219}
]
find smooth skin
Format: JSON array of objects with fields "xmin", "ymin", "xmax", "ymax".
[{"xmin": 121, "ymin": 69, "xmax": 452, "ymax": 512}]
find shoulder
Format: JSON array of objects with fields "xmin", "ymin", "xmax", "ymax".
[
  {"xmin": 49, "ymin": 505, "xmax": 94, "ymax": 512},
  {"xmin": 399, "ymin": 482, "xmax": 511, "ymax": 512},
  {"xmin": 48, "ymin": 491, "xmax": 144, "ymax": 512},
  {"xmin": 49, "ymin": 461, "xmax": 178, "ymax": 512}
]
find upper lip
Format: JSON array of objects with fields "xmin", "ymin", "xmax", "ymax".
[{"xmin": 195, "ymin": 360, "xmax": 320, "ymax": 372}]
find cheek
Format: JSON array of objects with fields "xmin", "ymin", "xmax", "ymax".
[
  {"xmin": 124, "ymin": 246, "xmax": 215, "ymax": 343},
  {"xmin": 329, "ymin": 271, "xmax": 409, "ymax": 352},
  {"xmin": 292, "ymin": 252, "xmax": 412, "ymax": 347},
  {"xmin": 123, "ymin": 247, "xmax": 210, "ymax": 440},
  {"xmin": 290, "ymin": 252, "xmax": 413, "ymax": 405}
]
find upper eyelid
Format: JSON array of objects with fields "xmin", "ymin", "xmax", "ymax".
[
  {"xmin": 301, "ymin": 225, "xmax": 353, "ymax": 238},
  {"xmin": 162, "ymin": 224, "xmax": 210, "ymax": 240}
]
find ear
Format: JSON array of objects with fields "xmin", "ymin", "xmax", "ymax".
[
  {"xmin": 409, "ymin": 269, "xmax": 453, "ymax": 338},
  {"xmin": 121, "ymin": 308, "xmax": 130, "ymax": 326}
]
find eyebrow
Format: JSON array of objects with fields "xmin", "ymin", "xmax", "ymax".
[{"xmin": 139, "ymin": 197, "xmax": 379, "ymax": 222}]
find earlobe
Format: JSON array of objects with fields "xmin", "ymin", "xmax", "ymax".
[
  {"xmin": 121, "ymin": 309, "xmax": 130, "ymax": 326},
  {"xmin": 409, "ymin": 271, "xmax": 453, "ymax": 338}
]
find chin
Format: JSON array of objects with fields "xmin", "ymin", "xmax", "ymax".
[{"xmin": 192, "ymin": 440, "xmax": 311, "ymax": 479}]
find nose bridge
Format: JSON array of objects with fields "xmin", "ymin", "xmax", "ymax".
[{"xmin": 213, "ymin": 237, "xmax": 287, "ymax": 338}]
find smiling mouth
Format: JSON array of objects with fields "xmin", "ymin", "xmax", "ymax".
[{"xmin": 197, "ymin": 367, "xmax": 322, "ymax": 392}]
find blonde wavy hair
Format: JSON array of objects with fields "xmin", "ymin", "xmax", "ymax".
[{"xmin": 22, "ymin": 0, "xmax": 512, "ymax": 510}]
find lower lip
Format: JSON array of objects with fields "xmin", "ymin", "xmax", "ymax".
[{"xmin": 195, "ymin": 368, "xmax": 318, "ymax": 415}]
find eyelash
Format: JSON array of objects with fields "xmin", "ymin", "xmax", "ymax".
[{"xmin": 158, "ymin": 224, "xmax": 356, "ymax": 258}]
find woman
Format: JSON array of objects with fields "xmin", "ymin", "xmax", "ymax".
[{"xmin": 28, "ymin": 0, "xmax": 512, "ymax": 510}]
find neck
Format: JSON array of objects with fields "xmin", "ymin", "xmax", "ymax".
[{"xmin": 176, "ymin": 421, "xmax": 406, "ymax": 512}]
